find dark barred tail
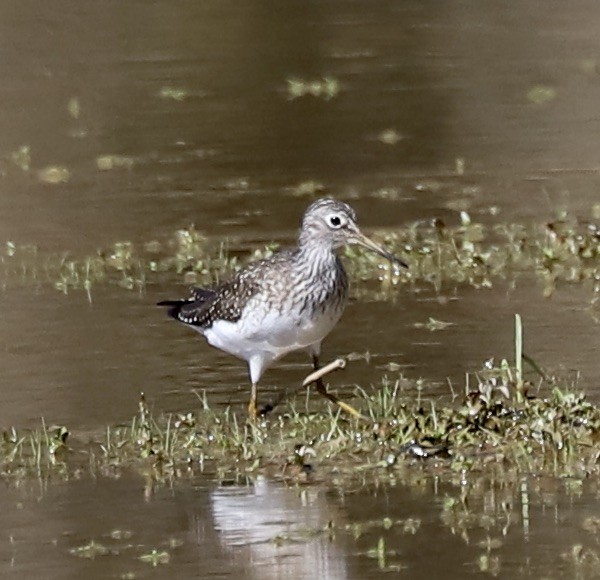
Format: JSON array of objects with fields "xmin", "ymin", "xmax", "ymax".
[
  {"xmin": 157, "ymin": 299, "xmax": 191, "ymax": 320},
  {"xmin": 157, "ymin": 287, "xmax": 216, "ymax": 324}
]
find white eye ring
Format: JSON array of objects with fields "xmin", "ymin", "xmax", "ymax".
[{"xmin": 328, "ymin": 214, "xmax": 344, "ymax": 229}]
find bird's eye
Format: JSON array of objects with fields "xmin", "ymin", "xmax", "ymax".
[{"xmin": 329, "ymin": 215, "xmax": 343, "ymax": 228}]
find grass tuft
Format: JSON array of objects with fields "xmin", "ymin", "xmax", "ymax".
[{"xmin": 2, "ymin": 354, "xmax": 599, "ymax": 484}]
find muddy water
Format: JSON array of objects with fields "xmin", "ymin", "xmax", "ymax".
[
  {"xmin": 2, "ymin": 0, "xmax": 600, "ymax": 578},
  {"xmin": 2, "ymin": 471, "xmax": 599, "ymax": 578}
]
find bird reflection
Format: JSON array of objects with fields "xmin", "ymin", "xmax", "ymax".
[{"xmin": 209, "ymin": 476, "xmax": 347, "ymax": 579}]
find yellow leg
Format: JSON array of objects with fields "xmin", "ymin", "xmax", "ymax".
[
  {"xmin": 313, "ymin": 380, "xmax": 364, "ymax": 419},
  {"xmin": 248, "ymin": 383, "xmax": 258, "ymax": 420},
  {"xmin": 311, "ymin": 355, "xmax": 365, "ymax": 420}
]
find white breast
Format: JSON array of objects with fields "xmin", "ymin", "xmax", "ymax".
[{"xmin": 203, "ymin": 298, "xmax": 344, "ymax": 365}]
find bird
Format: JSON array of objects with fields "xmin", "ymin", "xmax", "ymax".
[{"xmin": 158, "ymin": 198, "xmax": 407, "ymax": 419}]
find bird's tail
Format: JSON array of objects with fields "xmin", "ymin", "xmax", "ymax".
[
  {"xmin": 157, "ymin": 287, "xmax": 215, "ymax": 320},
  {"xmin": 156, "ymin": 299, "xmax": 188, "ymax": 307},
  {"xmin": 157, "ymin": 299, "xmax": 190, "ymax": 320}
]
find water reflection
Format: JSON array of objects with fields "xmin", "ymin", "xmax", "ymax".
[
  {"xmin": 210, "ymin": 477, "xmax": 346, "ymax": 579},
  {"xmin": 3, "ymin": 469, "xmax": 599, "ymax": 579}
]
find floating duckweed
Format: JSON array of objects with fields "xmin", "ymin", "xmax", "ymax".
[
  {"xmin": 139, "ymin": 549, "xmax": 170, "ymax": 566},
  {"xmin": 582, "ymin": 517, "xmax": 600, "ymax": 534},
  {"xmin": 288, "ymin": 180, "xmax": 326, "ymax": 197},
  {"xmin": 580, "ymin": 59, "xmax": 597, "ymax": 74},
  {"xmin": 38, "ymin": 165, "xmax": 70, "ymax": 184},
  {"xmin": 370, "ymin": 187, "xmax": 404, "ymax": 201},
  {"xmin": 110, "ymin": 529, "xmax": 133, "ymax": 540},
  {"xmin": 96, "ymin": 154, "xmax": 135, "ymax": 171},
  {"xmin": 403, "ymin": 519, "xmax": 420, "ymax": 534},
  {"xmin": 10, "ymin": 145, "xmax": 31, "ymax": 171},
  {"xmin": 67, "ymin": 97, "xmax": 80, "ymax": 119},
  {"xmin": 286, "ymin": 77, "xmax": 340, "ymax": 100},
  {"xmin": 526, "ymin": 85, "xmax": 557, "ymax": 104},
  {"xmin": 413, "ymin": 317, "xmax": 454, "ymax": 331},
  {"xmin": 158, "ymin": 86, "xmax": 188, "ymax": 101},
  {"xmin": 70, "ymin": 540, "xmax": 109, "ymax": 559},
  {"xmin": 377, "ymin": 129, "xmax": 402, "ymax": 145}
]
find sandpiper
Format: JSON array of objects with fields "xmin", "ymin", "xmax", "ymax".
[{"xmin": 158, "ymin": 198, "xmax": 407, "ymax": 419}]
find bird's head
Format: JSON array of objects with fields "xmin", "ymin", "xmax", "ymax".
[{"xmin": 299, "ymin": 198, "xmax": 408, "ymax": 268}]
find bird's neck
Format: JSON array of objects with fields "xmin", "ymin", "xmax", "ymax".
[{"xmin": 295, "ymin": 238, "xmax": 340, "ymax": 273}]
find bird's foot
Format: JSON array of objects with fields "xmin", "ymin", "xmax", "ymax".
[{"xmin": 314, "ymin": 381, "xmax": 367, "ymax": 421}]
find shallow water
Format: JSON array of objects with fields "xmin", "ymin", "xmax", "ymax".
[
  {"xmin": 2, "ymin": 470, "xmax": 599, "ymax": 579},
  {"xmin": 1, "ymin": 0, "xmax": 600, "ymax": 577},
  {"xmin": 1, "ymin": 279, "xmax": 597, "ymax": 431}
]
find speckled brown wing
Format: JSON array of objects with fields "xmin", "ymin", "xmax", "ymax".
[
  {"xmin": 158, "ymin": 273, "xmax": 261, "ymax": 330},
  {"xmin": 189, "ymin": 287, "xmax": 217, "ymax": 302},
  {"xmin": 158, "ymin": 248, "xmax": 298, "ymax": 330}
]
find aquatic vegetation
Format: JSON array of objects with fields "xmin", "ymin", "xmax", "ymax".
[
  {"xmin": 413, "ymin": 317, "xmax": 454, "ymax": 331},
  {"xmin": 10, "ymin": 145, "xmax": 31, "ymax": 171},
  {"xmin": 580, "ymin": 58, "xmax": 598, "ymax": 74},
  {"xmin": 139, "ymin": 549, "xmax": 170, "ymax": 566},
  {"xmin": 2, "ymin": 318, "xmax": 599, "ymax": 577},
  {"xmin": 527, "ymin": 85, "xmax": 557, "ymax": 104},
  {"xmin": 70, "ymin": 540, "xmax": 110, "ymax": 559},
  {"xmin": 37, "ymin": 165, "xmax": 71, "ymax": 184},
  {"xmin": 373, "ymin": 210, "xmax": 600, "ymax": 304},
  {"xmin": 2, "ymin": 344, "xmax": 599, "ymax": 483},
  {"xmin": 377, "ymin": 129, "xmax": 403, "ymax": 145},
  {"xmin": 67, "ymin": 97, "xmax": 80, "ymax": 120},
  {"xmin": 287, "ymin": 179, "xmax": 327, "ymax": 197},
  {"xmin": 96, "ymin": 154, "xmax": 135, "ymax": 171},
  {"xmin": 1, "ymin": 208, "xmax": 599, "ymax": 310},
  {"xmin": 286, "ymin": 77, "xmax": 340, "ymax": 100},
  {"xmin": 158, "ymin": 86, "xmax": 188, "ymax": 101},
  {"xmin": 362, "ymin": 536, "xmax": 402, "ymax": 571}
]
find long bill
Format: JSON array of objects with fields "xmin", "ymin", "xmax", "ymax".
[{"xmin": 351, "ymin": 229, "xmax": 408, "ymax": 269}]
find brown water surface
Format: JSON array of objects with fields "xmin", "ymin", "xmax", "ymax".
[
  {"xmin": 1, "ymin": 0, "xmax": 600, "ymax": 577},
  {"xmin": 2, "ymin": 471, "xmax": 599, "ymax": 579}
]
